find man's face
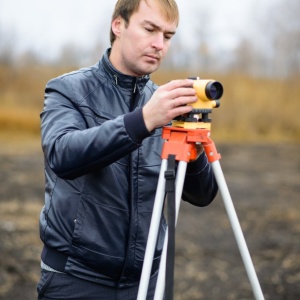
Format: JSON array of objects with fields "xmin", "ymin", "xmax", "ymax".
[{"xmin": 111, "ymin": 0, "xmax": 177, "ymax": 76}]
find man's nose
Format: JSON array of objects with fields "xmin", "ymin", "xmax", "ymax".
[{"xmin": 152, "ymin": 33, "xmax": 164, "ymax": 50}]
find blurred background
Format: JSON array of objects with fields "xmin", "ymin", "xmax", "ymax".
[
  {"xmin": 0, "ymin": 0, "xmax": 299, "ymax": 142},
  {"xmin": 0, "ymin": 0, "xmax": 299, "ymax": 299}
]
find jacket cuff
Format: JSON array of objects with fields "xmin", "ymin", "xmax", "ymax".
[
  {"xmin": 186, "ymin": 151, "xmax": 209, "ymax": 175},
  {"xmin": 124, "ymin": 108, "xmax": 151, "ymax": 144}
]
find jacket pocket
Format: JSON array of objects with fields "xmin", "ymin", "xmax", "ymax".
[{"xmin": 70, "ymin": 195, "xmax": 129, "ymax": 279}]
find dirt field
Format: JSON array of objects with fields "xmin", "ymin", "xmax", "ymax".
[{"xmin": 0, "ymin": 136, "xmax": 299, "ymax": 300}]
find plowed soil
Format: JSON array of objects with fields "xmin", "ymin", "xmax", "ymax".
[{"xmin": 0, "ymin": 138, "xmax": 299, "ymax": 299}]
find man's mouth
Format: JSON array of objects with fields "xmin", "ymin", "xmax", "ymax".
[{"xmin": 145, "ymin": 54, "xmax": 160, "ymax": 61}]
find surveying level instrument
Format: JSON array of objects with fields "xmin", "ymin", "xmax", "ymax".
[
  {"xmin": 172, "ymin": 77, "xmax": 223, "ymax": 130},
  {"xmin": 137, "ymin": 77, "xmax": 265, "ymax": 300}
]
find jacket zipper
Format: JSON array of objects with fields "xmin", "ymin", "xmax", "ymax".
[
  {"xmin": 118, "ymin": 77, "xmax": 139, "ymax": 286},
  {"xmin": 130, "ymin": 78, "xmax": 138, "ymax": 111},
  {"xmin": 114, "ymin": 74, "xmax": 118, "ymax": 85}
]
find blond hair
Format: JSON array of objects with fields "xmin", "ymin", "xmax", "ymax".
[{"xmin": 110, "ymin": 0, "xmax": 179, "ymax": 45}]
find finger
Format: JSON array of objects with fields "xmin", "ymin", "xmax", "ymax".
[
  {"xmin": 172, "ymin": 95, "xmax": 197, "ymax": 108},
  {"xmin": 168, "ymin": 88, "xmax": 196, "ymax": 104},
  {"xmin": 165, "ymin": 79, "xmax": 195, "ymax": 91},
  {"xmin": 171, "ymin": 104, "xmax": 193, "ymax": 117}
]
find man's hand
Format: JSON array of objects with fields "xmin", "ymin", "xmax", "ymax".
[{"xmin": 142, "ymin": 79, "xmax": 197, "ymax": 132}]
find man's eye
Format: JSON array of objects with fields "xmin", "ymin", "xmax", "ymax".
[{"xmin": 145, "ymin": 27, "xmax": 154, "ymax": 32}]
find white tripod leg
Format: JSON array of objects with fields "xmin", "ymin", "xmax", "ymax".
[
  {"xmin": 154, "ymin": 231, "xmax": 168, "ymax": 300},
  {"xmin": 154, "ymin": 161, "xmax": 188, "ymax": 300},
  {"xmin": 211, "ymin": 160, "xmax": 265, "ymax": 300},
  {"xmin": 137, "ymin": 159, "xmax": 168, "ymax": 300}
]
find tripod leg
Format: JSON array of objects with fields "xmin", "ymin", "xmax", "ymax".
[
  {"xmin": 211, "ymin": 161, "xmax": 265, "ymax": 300},
  {"xmin": 138, "ymin": 159, "xmax": 168, "ymax": 300},
  {"xmin": 154, "ymin": 161, "xmax": 188, "ymax": 300},
  {"xmin": 154, "ymin": 228, "xmax": 168, "ymax": 299}
]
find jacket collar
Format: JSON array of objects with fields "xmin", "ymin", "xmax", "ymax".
[{"xmin": 101, "ymin": 48, "xmax": 150, "ymax": 92}]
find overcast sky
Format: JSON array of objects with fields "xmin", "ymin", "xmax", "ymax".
[{"xmin": 0, "ymin": 0, "xmax": 270, "ymax": 61}]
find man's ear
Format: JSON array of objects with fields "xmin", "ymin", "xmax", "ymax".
[{"xmin": 111, "ymin": 16, "xmax": 124, "ymax": 38}]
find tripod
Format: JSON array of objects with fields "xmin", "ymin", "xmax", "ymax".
[{"xmin": 137, "ymin": 126, "xmax": 265, "ymax": 300}]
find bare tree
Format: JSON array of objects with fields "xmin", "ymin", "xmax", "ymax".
[
  {"xmin": 0, "ymin": 26, "xmax": 15, "ymax": 66},
  {"xmin": 271, "ymin": 0, "xmax": 300, "ymax": 77},
  {"xmin": 232, "ymin": 0, "xmax": 300, "ymax": 78}
]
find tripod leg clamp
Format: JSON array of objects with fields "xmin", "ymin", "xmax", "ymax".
[{"xmin": 165, "ymin": 155, "xmax": 176, "ymax": 193}]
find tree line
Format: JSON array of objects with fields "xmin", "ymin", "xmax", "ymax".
[{"xmin": 0, "ymin": 0, "xmax": 299, "ymax": 78}]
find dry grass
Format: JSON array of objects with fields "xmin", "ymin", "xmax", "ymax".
[
  {"xmin": 153, "ymin": 71, "xmax": 300, "ymax": 142},
  {"xmin": 0, "ymin": 107, "xmax": 41, "ymax": 135},
  {"xmin": 1, "ymin": 65, "xmax": 299, "ymax": 143}
]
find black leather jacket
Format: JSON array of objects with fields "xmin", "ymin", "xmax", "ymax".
[{"xmin": 39, "ymin": 48, "xmax": 218, "ymax": 288}]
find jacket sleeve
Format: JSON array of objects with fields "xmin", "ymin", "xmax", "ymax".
[
  {"xmin": 182, "ymin": 151, "xmax": 218, "ymax": 207},
  {"xmin": 41, "ymin": 77, "xmax": 149, "ymax": 179}
]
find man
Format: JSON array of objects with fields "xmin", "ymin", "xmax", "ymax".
[{"xmin": 37, "ymin": 0, "xmax": 218, "ymax": 299}]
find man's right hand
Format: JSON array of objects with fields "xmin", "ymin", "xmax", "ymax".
[{"xmin": 142, "ymin": 79, "xmax": 197, "ymax": 132}]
